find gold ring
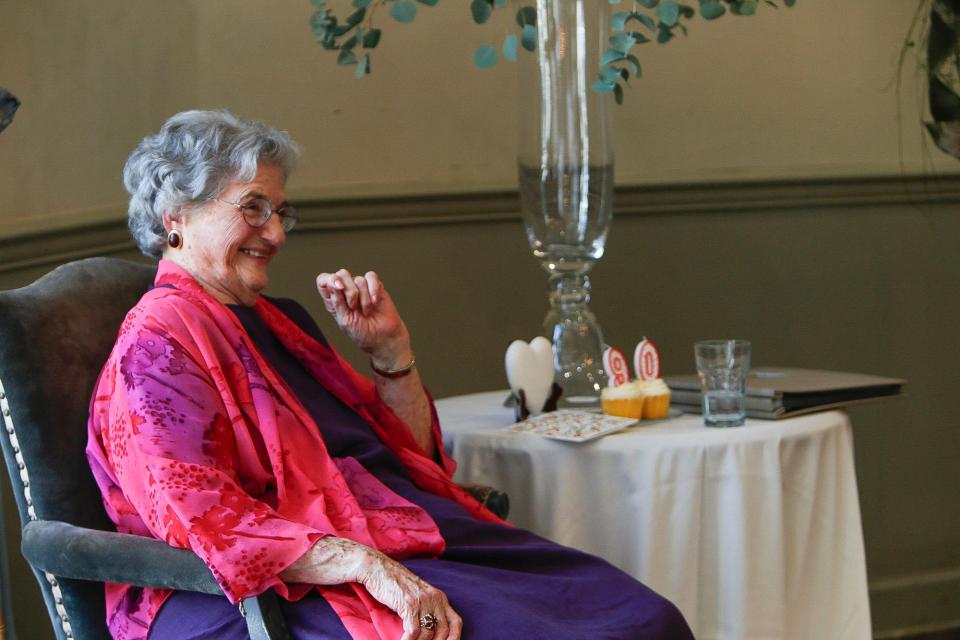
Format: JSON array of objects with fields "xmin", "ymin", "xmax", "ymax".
[{"xmin": 419, "ymin": 613, "xmax": 438, "ymax": 630}]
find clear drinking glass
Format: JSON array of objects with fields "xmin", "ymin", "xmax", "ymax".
[
  {"xmin": 694, "ymin": 340, "xmax": 751, "ymax": 427},
  {"xmin": 517, "ymin": 0, "xmax": 613, "ymax": 405}
]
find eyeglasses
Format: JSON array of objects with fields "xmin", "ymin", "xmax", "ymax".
[{"xmin": 213, "ymin": 196, "xmax": 299, "ymax": 233}]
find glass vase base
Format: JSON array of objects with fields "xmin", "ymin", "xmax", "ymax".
[{"xmin": 560, "ymin": 395, "xmax": 601, "ymax": 409}]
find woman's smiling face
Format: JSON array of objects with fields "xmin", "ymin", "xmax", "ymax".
[{"xmin": 165, "ymin": 162, "xmax": 289, "ymax": 306}]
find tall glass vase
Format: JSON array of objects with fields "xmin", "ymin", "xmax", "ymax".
[{"xmin": 518, "ymin": 0, "xmax": 613, "ymax": 405}]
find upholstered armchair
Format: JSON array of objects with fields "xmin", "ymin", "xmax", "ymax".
[{"xmin": 0, "ymin": 257, "xmax": 507, "ymax": 640}]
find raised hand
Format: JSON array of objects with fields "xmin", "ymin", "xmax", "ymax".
[
  {"xmin": 316, "ymin": 268, "xmax": 412, "ymax": 369},
  {"xmin": 316, "ymin": 267, "xmax": 435, "ymax": 455}
]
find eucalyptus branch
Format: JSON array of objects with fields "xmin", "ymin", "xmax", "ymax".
[
  {"xmin": 893, "ymin": 1, "xmax": 930, "ymax": 171},
  {"xmin": 598, "ymin": 0, "xmax": 797, "ymax": 104},
  {"xmin": 908, "ymin": 0, "xmax": 960, "ymax": 160},
  {"xmin": 307, "ymin": 0, "xmax": 797, "ymax": 103}
]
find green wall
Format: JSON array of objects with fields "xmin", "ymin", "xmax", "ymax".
[
  {"xmin": 2, "ymin": 1, "xmax": 959, "ymax": 635},
  {"xmin": 0, "ymin": 177, "xmax": 957, "ymax": 637}
]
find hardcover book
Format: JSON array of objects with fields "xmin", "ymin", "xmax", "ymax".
[{"xmin": 666, "ymin": 367, "xmax": 906, "ymax": 419}]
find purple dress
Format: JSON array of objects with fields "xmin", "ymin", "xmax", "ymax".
[{"xmin": 149, "ymin": 299, "xmax": 693, "ymax": 639}]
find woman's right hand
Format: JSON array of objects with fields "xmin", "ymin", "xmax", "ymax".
[
  {"xmin": 360, "ymin": 546, "xmax": 461, "ymax": 640},
  {"xmin": 280, "ymin": 536, "xmax": 461, "ymax": 640}
]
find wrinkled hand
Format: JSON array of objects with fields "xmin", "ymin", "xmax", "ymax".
[
  {"xmin": 360, "ymin": 546, "xmax": 461, "ymax": 640},
  {"xmin": 282, "ymin": 537, "xmax": 461, "ymax": 640},
  {"xmin": 316, "ymin": 269, "xmax": 411, "ymax": 367}
]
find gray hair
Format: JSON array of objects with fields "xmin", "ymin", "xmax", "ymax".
[{"xmin": 124, "ymin": 109, "xmax": 300, "ymax": 258}]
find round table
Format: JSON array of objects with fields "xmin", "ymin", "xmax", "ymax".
[{"xmin": 435, "ymin": 390, "xmax": 871, "ymax": 640}]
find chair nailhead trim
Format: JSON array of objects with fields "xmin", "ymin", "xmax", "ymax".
[
  {"xmin": 0, "ymin": 376, "xmax": 37, "ymax": 517},
  {"xmin": 1, "ymin": 376, "xmax": 75, "ymax": 634},
  {"xmin": 44, "ymin": 571, "xmax": 73, "ymax": 635}
]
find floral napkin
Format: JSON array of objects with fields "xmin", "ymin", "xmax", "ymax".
[{"xmin": 506, "ymin": 409, "xmax": 636, "ymax": 443}]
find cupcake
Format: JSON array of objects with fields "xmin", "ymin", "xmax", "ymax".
[
  {"xmin": 601, "ymin": 380, "xmax": 645, "ymax": 419},
  {"xmin": 636, "ymin": 379, "xmax": 672, "ymax": 419}
]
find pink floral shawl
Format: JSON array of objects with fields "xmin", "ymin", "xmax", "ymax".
[{"xmin": 86, "ymin": 260, "xmax": 503, "ymax": 639}]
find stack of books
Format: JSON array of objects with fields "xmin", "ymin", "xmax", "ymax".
[{"xmin": 666, "ymin": 367, "xmax": 906, "ymax": 419}]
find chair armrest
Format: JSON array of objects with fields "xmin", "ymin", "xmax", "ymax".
[
  {"xmin": 21, "ymin": 492, "xmax": 508, "ymax": 596},
  {"xmin": 458, "ymin": 483, "xmax": 510, "ymax": 519},
  {"xmin": 21, "ymin": 520, "xmax": 222, "ymax": 595},
  {"xmin": 23, "ymin": 520, "xmax": 293, "ymax": 639}
]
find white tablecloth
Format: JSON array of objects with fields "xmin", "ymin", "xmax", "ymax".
[{"xmin": 436, "ymin": 391, "xmax": 871, "ymax": 640}]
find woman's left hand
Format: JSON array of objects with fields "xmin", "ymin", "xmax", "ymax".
[{"xmin": 316, "ymin": 269, "xmax": 412, "ymax": 368}]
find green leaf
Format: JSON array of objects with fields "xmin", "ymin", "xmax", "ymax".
[
  {"xmin": 346, "ymin": 8, "xmax": 365, "ymax": 27},
  {"xmin": 417, "ymin": 0, "xmax": 439, "ymax": 5},
  {"xmin": 502, "ymin": 34, "xmax": 518, "ymax": 61},
  {"xmin": 627, "ymin": 30, "xmax": 650, "ymax": 43},
  {"xmin": 310, "ymin": 0, "xmax": 327, "ymax": 7},
  {"xmin": 516, "ymin": 5, "xmax": 537, "ymax": 27},
  {"xmin": 309, "ymin": 9, "xmax": 331, "ymax": 26},
  {"xmin": 592, "ymin": 80, "xmax": 616, "ymax": 93},
  {"xmin": 729, "ymin": 0, "xmax": 758, "ymax": 14},
  {"xmin": 337, "ymin": 49, "xmax": 357, "ymax": 65},
  {"xmin": 699, "ymin": 0, "xmax": 725, "ymax": 19},
  {"xmin": 496, "ymin": 0, "xmax": 507, "ymax": 6},
  {"xmin": 352, "ymin": 0, "xmax": 371, "ymax": 7},
  {"xmin": 600, "ymin": 47, "xmax": 626, "ymax": 65},
  {"xmin": 656, "ymin": 0, "xmax": 679, "ymax": 26},
  {"xmin": 611, "ymin": 11, "xmax": 630, "ymax": 31},
  {"xmin": 656, "ymin": 25, "xmax": 673, "ymax": 43},
  {"xmin": 614, "ymin": 83, "xmax": 624, "ymax": 105},
  {"xmin": 309, "ymin": 10, "xmax": 333, "ymax": 36},
  {"xmin": 521, "ymin": 24, "xmax": 537, "ymax": 51},
  {"xmin": 784, "ymin": 0, "xmax": 795, "ymax": 6},
  {"xmin": 678, "ymin": 4, "xmax": 695, "ymax": 18},
  {"xmin": 355, "ymin": 54, "xmax": 370, "ymax": 78},
  {"xmin": 342, "ymin": 34, "xmax": 359, "ymax": 50},
  {"xmin": 309, "ymin": 14, "xmax": 334, "ymax": 47},
  {"xmin": 471, "ymin": 0, "xmax": 493, "ymax": 24},
  {"xmin": 363, "ymin": 28, "xmax": 382, "ymax": 48},
  {"xmin": 610, "ymin": 0, "xmax": 623, "ymax": 4},
  {"xmin": 389, "ymin": 0, "xmax": 418, "ymax": 23},
  {"xmin": 600, "ymin": 65, "xmax": 622, "ymax": 82},
  {"xmin": 609, "ymin": 32, "xmax": 637, "ymax": 53},
  {"xmin": 624, "ymin": 53, "xmax": 641, "ymax": 76},
  {"xmin": 474, "ymin": 44, "xmax": 498, "ymax": 68},
  {"xmin": 637, "ymin": 0, "xmax": 657, "ymax": 7},
  {"xmin": 635, "ymin": 12, "xmax": 656, "ymax": 30}
]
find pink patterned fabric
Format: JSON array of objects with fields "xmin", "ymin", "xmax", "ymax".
[{"xmin": 87, "ymin": 260, "xmax": 504, "ymax": 639}]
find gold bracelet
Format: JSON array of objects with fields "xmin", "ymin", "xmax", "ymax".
[{"xmin": 370, "ymin": 354, "xmax": 416, "ymax": 379}]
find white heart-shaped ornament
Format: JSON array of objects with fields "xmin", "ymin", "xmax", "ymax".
[{"xmin": 504, "ymin": 337, "xmax": 555, "ymax": 415}]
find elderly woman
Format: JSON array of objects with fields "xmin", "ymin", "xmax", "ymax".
[{"xmin": 86, "ymin": 110, "xmax": 693, "ymax": 640}]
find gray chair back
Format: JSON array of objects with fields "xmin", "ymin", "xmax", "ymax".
[{"xmin": 0, "ymin": 257, "xmax": 155, "ymax": 639}]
